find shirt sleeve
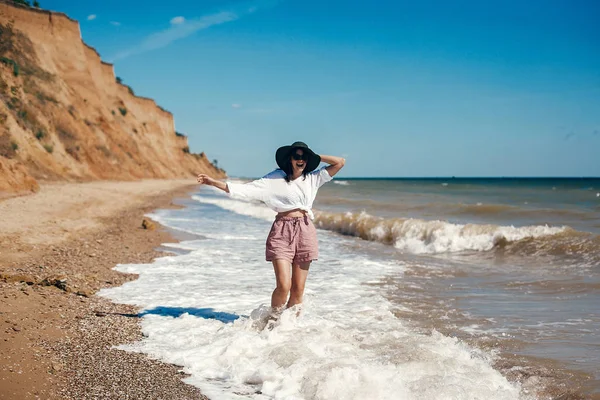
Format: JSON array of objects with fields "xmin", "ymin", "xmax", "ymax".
[
  {"xmin": 226, "ymin": 178, "xmax": 268, "ymax": 202},
  {"xmin": 226, "ymin": 170, "xmax": 280, "ymax": 202},
  {"xmin": 310, "ymin": 166, "xmax": 333, "ymax": 188}
]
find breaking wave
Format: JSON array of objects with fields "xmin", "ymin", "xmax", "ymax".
[
  {"xmin": 192, "ymin": 194, "xmax": 599, "ymax": 258},
  {"xmin": 314, "ymin": 211, "xmax": 568, "ymax": 254}
]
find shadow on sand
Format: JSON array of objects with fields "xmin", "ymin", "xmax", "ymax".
[
  {"xmin": 95, "ymin": 307, "xmax": 240, "ymax": 323},
  {"xmin": 139, "ymin": 306, "xmax": 240, "ymax": 323}
]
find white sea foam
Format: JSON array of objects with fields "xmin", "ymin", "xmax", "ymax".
[
  {"xmin": 333, "ymin": 180, "xmax": 350, "ymax": 186},
  {"xmin": 314, "ymin": 211, "xmax": 566, "ymax": 254},
  {"xmin": 99, "ymin": 190, "xmax": 528, "ymax": 400},
  {"xmin": 389, "ymin": 218, "xmax": 565, "ymax": 254}
]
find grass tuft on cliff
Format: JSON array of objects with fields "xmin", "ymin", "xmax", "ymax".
[
  {"xmin": 0, "ymin": 134, "xmax": 17, "ymax": 158},
  {"xmin": 0, "ymin": 21, "xmax": 53, "ymax": 81},
  {"xmin": 8, "ymin": 0, "xmax": 32, "ymax": 7},
  {"xmin": 1, "ymin": 20, "xmax": 56, "ymax": 145},
  {"xmin": 0, "ymin": 57, "xmax": 19, "ymax": 76}
]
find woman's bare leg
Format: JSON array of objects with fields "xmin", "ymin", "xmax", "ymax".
[
  {"xmin": 271, "ymin": 259, "xmax": 292, "ymax": 309},
  {"xmin": 288, "ymin": 262, "xmax": 311, "ymax": 308}
]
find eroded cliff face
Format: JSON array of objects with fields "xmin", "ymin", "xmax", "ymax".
[{"xmin": 0, "ymin": 1, "xmax": 224, "ymax": 196}]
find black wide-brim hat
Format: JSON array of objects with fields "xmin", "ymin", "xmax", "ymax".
[{"xmin": 275, "ymin": 141, "xmax": 321, "ymax": 173}]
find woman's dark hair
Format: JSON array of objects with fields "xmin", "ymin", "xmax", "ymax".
[{"xmin": 281, "ymin": 148, "xmax": 308, "ymax": 182}]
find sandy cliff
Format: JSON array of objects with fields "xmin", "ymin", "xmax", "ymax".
[{"xmin": 0, "ymin": 1, "xmax": 224, "ymax": 196}]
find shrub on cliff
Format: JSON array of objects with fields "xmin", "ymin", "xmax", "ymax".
[
  {"xmin": 10, "ymin": 0, "xmax": 31, "ymax": 6},
  {"xmin": 0, "ymin": 22, "xmax": 50, "ymax": 79},
  {"xmin": 13, "ymin": 103, "xmax": 44, "ymax": 135},
  {"xmin": 182, "ymin": 146, "xmax": 190, "ymax": 153},
  {"xmin": 35, "ymin": 91, "xmax": 58, "ymax": 105},
  {"xmin": 0, "ymin": 57, "xmax": 19, "ymax": 76},
  {"xmin": 57, "ymin": 126, "xmax": 76, "ymax": 142},
  {"xmin": 175, "ymin": 131, "xmax": 186, "ymax": 138},
  {"xmin": 119, "ymin": 107, "xmax": 127, "ymax": 116},
  {"xmin": 43, "ymin": 144, "xmax": 53, "ymax": 153},
  {"xmin": 33, "ymin": 1, "xmax": 40, "ymax": 8},
  {"xmin": 0, "ymin": 134, "xmax": 18, "ymax": 158}
]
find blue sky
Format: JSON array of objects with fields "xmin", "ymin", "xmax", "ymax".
[{"xmin": 43, "ymin": 0, "xmax": 599, "ymax": 177}]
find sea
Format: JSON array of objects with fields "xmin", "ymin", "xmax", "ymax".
[{"xmin": 99, "ymin": 177, "xmax": 600, "ymax": 400}]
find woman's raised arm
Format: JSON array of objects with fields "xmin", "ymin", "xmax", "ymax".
[{"xmin": 320, "ymin": 155, "xmax": 346, "ymax": 177}]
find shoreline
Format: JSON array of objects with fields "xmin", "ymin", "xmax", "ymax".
[{"xmin": 0, "ymin": 180, "xmax": 207, "ymax": 399}]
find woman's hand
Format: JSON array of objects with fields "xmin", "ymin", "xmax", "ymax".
[
  {"xmin": 197, "ymin": 174, "xmax": 216, "ymax": 186},
  {"xmin": 196, "ymin": 174, "xmax": 230, "ymax": 193}
]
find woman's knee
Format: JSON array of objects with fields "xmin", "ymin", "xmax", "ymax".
[
  {"xmin": 290, "ymin": 282, "xmax": 305, "ymax": 296},
  {"xmin": 276, "ymin": 279, "xmax": 292, "ymax": 294}
]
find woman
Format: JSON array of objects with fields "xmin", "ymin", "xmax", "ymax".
[{"xmin": 196, "ymin": 141, "xmax": 345, "ymax": 312}]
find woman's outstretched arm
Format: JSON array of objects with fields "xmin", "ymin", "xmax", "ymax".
[
  {"xmin": 320, "ymin": 155, "xmax": 346, "ymax": 177},
  {"xmin": 198, "ymin": 173, "xmax": 271, "ymax": 202},
  {"xmin": 197, "ymin": 174, "xmax": 230, "ymax": 193}
]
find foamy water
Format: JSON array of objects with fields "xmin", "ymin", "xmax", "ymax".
[
  {"xmin": 313, "ymin": 210, "xmax": 566, "ymax": 254},
  {"xmin": 99, "ymin": 188, "xmax": 529, "ymax": 400}
]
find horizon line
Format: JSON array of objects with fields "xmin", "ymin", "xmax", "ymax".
[{"xmin": 228, "ymin": 175, "xmax": 600, "ymax": 180}]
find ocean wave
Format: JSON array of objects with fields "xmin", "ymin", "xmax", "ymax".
[
  {"xmin": 334, "ymin": 180, "xmax": 350, "ymax": 186},
  {"xmin": 314, "ymin": 210, "xmax": 568, "ymax": 254},
  {"xmin": 192, "ymin": 194, "xmax": 598, "ymax": 258}
]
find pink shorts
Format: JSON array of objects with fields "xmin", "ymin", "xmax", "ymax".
[{"xmin": 266, "ymin": 216, "xmax": 319, "ymax": 264}]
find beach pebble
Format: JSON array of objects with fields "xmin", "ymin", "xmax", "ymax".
[
  {"xmin": 141, "ymin": 218, "xmax": 156, "ymax": 230},
  {"xmin": 76, "ymin": 290, "xmax": 92, "ymax": 298}
]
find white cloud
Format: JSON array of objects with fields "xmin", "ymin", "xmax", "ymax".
[
  {"xmin": 170, "ymin": 16, "xmax": 185, "ymax": 25},
  {"xmin": 110, "ymin": 0, "xmax": 279, "ymax": 61},
  {"xmin": 231, "ymin": 103, "xmax": 242, "ymax": 109},
  {"xmin": 111, "ymin": 11, "xmax": 236, "ymax": 60},
  {"xmin": 87, "ymin": 14, "xmax": 96, "ymax": 21},
  {"xmin": 110, "ymin": 21, "xmax": 121, "ymax": 26}
]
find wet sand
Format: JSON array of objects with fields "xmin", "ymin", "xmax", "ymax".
[{"xmin": 0, "ymin": 180, "xmax": 208, "ymax": 399}]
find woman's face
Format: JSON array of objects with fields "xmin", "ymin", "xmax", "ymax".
[{"xmin": 290, "ymin": 149, "xmax": 307, "ymax": 174}]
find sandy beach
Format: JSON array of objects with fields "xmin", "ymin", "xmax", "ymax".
[{"xmin": 0, "ymin": 180, "xmax": 207, "ymax": 399}]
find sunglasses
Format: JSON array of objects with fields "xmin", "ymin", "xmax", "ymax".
[{"xmin": 292, "ymin": 152, "xmax": 308, "ymax": 161}]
